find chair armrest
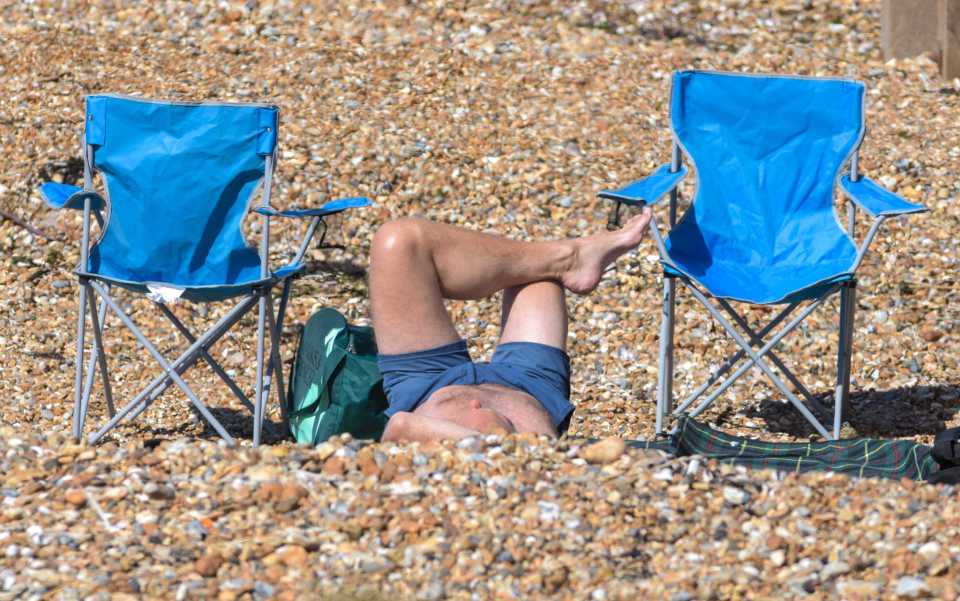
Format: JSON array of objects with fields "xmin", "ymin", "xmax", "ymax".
[
  {"xmin": 598, "ymin": 164, "xmax": 689, "ymax": 206},
  {"xmin": 40, "ymin": 182, "xmax": 105, "ymax": 211},
  {"xmin": 839, "ymin": 176, "xmax": 926, "ymax": 217},
  {"xmin": 254, "ymin": 196, "xmax": 372, "ymax": 218}
]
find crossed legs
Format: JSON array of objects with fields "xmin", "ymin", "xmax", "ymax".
[
  {"xmin": 370, "ymin": 212, "xmax": 651, "ymax": 441},
  {"xmin": 369, "ymin": 218, "xmax": 577, "ymax": 355}
]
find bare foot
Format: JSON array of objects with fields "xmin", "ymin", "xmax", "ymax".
[{"xmin": 561, "ymin": 208, "xmax": 652, "ymax": 294}]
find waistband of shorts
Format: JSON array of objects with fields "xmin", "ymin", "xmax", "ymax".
[
  {"xmin": 493, "ymin": 340, "xmax": 570, "ymax": 360},
  {"xmin": 377, "ymin": 339, "xmax": 469, "ymax": 366}
]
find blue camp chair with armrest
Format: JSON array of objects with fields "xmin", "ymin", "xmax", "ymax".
[
  {"xmin": 600, "ymin": 71, "xmax": 926, "ymax": 440},
  {"xmin": 40, "ymin": 95, "xmax": 370, "ymax": 446}
]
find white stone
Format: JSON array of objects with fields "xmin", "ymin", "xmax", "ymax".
[
  {"xmin": 917, "ymin": 541, "xmax": 940, "ymax": 565},
  {"xmin": 723, "ymin": 486, "xmax": 749, "ymax": 505},
  {"xmin": 894, "ymin": 576, "xmax": 930, "ymax": 598}
]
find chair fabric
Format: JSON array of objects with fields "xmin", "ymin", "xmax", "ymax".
[
  {"xmin": 81, "ymin": 95, "xmax": 279, "ymax": 301},
  {"xmin": 41, "ymin": 94, "xmax": 373, "ymax": 447},
  {"xmin": 254, "ymin": 197, "xmax": 371, "ymax": 218},
  {"xmin": 840, "ymin": 175, "xmax": 928, "ymax": 216},
  {"xmin": 598, "ymin": 164, "xmax": 689, "ymax": 205},
  {"xmin": 664, "ymin": 72, "xmax": 866, "ymax": 305},
  {"xmin": 40, "ymin": 182, "xmax": 105, "ymax": 211},
  {"xmin": 599, "ymin": 70, "xmax": 927, "ymax": 440}
]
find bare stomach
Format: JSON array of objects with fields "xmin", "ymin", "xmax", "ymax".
[{"xmin": 416, "ymin": 383, "xmax": 558, "ymax": 437}]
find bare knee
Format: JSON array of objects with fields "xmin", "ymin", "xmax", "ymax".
[{"xmin": 371, "ymin": 218, "xmax": 430, "ymax": 264}]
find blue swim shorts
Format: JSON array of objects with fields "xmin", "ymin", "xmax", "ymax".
[{"xmin": 378, "ymin": 340, "xmax": 574, "ymax": 434}]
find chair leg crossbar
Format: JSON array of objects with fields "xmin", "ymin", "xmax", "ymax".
[
  {"xmin": 73, "ymin": 279, "xmax": 293, "ymax": 447},
  {"xmin": 717, "ymin": 298, "xmax": 827, "ymax": 416},
  {"xmin": 76, "ymin": 298, "xmax": 114, "ymax": 436},
  {"xmin": 156, "ymin": 302, "xmax": 256, "ymax": 414},
  {"xmin": 658, "ymin": 277, "xmax": 855, "ymax": 440}
]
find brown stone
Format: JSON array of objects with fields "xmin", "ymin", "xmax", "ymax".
[
  {"xmin": 255, "ymin": 481, "xmax": 283, "ymax": 503},
  {"xmin": 275, "ymin": 482, "xmax": 308, "ymax": 512},
  {"xmin": 71, "ymin": 470, "xmax": 96, "ymax": 487},
  {"xmin": 218, "ymin": 590, "xmax": 238, "ymax": 601},
  {"xmin": 919, "ymin": 326, "xmax": 944, "ymax": 342},
  {"xmin": 140, "ymin": 453, "xmax": 162, "ymax": 466},
  {"xmin": 580, "ymin": 437, "xmax": 626, "ymax": 464},
  {"xmin": 380, "ymin": 461, "xmax": 398, "ymax": 483},
  {"xmin": 195, "ymin": 554, "xmax": 222, "ymax": 577},
  {"xmin": 102, "ymin": 486, "xmax": 128, "ymax": 502},
  {"xmin": 836, "ymin": 579, "xmax": 883, "ymax": 599},
  {"xmin": 357, "ymin": 448, "xmax": 380, "ymax": 477},
  {"xmin": 543, "ymin": 565, "xmax": 569, "ymax": 593},
  {"xmin": 314, "ymin": 442, "xmax": 337, "ymax": 461},
  {"xmin": 322, "ymin": 456, "xmax": 345, "ymax": 477},
  {"xmin": 275, "ymin": 545, "xmax": 309, "ymax": 568},
  {"xmin": 64, "ymin": 488, "xmax": 86, "ymax": 507}
]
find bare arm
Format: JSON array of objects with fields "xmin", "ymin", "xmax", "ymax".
[{"xmin": 381, "ymin": 411, "xmax": 481, "ymax": 443}]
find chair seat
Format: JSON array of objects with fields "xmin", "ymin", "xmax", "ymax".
[
  {"xmin": 77, "ymin": 261, "xmax": 305, "ymax": 303},
  {"xmin": 662, "ymin": 249, "xmax": 856, "ymax": 305}
]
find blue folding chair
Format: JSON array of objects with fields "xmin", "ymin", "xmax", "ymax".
[
  {"xmin": 600, "ymin": 71, "xmax": 926, "ymax": 440},
  {"xmin": 40, "ymin": 95, "xmax": 370, "ymax": 446}
]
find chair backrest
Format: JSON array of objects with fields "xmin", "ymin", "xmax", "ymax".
[
  {"xmin": 668, "ymin": 71, "xmax": 864, "ymax": 269},
  {"xmin": 85, "ymin": 95, "xmax": 279, "ymax": 288}
]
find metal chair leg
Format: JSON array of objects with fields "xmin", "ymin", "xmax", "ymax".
[
  {"xmin": 684, "ymin": 295, "xmax": 829, "ymax": 421},
  {"xmin": 672, "ymin": 302, "xmax": 799, "ymax": 416},
  {"xmin": 656, "ymin": 277, "xmax": 677, "ymax": 435},
  {"xmin": 79, "ymin": 292, "xmax": 112, "ymax": 434},
  {"xmin": 87, "ymin": 293, "xmax": 257, "ymax": 445},
  {"xmin": 79, "ymin": 308, "xmax": 99, "ymax": 440},
  {"xmin": 72, "ymin": 282, "xmax": 88, "ymax": 442},
  {"xmin": 843, "ymin": 284, "xmax": 857, "ymax": 411},
  {"xmin": 253, "ymin": 291, "xmax": 268, "ymax": 447},
  {"xmin": 266, "ymin": 288, "xmax": 290, "ymax": 429},
  {"xmin": 834, "ymin": 282, "xmax": 857, "ymax": 439},
  {"xmin": 88, "ymin": 281, "xmax": 236, "ymax": 445},
  {"xmin": 685, "ymin": 284, "xmax": 834, "ymax": 439},
  {"xmin": 87, "ymin": 290, "xmax": 115, "ymax": 418},
  {"xmin": 718, "ymin": 298, "xmax": 828, "ymax": 416},
  {"xmin": 156, "ymin": 301, "xmax": 255, "ymax": 413}
]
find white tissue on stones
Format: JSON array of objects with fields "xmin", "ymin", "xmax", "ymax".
[{"xmin": 146, "ymin": 285, "xmax": 185, "ymax": 305}]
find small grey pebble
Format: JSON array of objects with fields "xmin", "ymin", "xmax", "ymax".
[
  {"xmin": 253, "ymin": 580, "xmax": 275, "ymax": 600},
  {"xmin": 722, "ymin": 485, "xmax": 749, "ymax": 505}
]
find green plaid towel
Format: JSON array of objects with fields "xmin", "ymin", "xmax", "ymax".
[{"xmin": 623, "ymin": 417, "xmax": 957, "ymax": 483}]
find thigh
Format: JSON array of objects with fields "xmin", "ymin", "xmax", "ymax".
[
  {"xmin": 370, "ymin": 219, "xmax": 460, "ymax": 354},
  {"xmin": 499, "ymin": 280, "xmax": 568, "ymax": 349}
]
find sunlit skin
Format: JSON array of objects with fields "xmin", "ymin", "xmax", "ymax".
[{"xmin": 370, "ymin": 210, "xmax": 652, "ymax": 442}]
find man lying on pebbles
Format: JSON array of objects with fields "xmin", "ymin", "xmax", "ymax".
[{"xmin": 371, "ymin": 210, "xmax": 652, "ymax": 442}]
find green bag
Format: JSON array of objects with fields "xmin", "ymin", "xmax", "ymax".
[{"xmin": 287, "ymin": 308, "xmax": 388, "ymax": 444}]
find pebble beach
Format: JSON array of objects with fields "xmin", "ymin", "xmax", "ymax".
[{"xmin": 1, "ymin": 1, "xmax": 959, "ymax": 599}]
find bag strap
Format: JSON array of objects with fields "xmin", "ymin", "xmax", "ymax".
[
  {"xmin": 932, "ymin": 426, "xmax": 960, "ymax": 469},
  {"xmin": 286, "ymin": 323, "xmax": 305, "ymax": 415},
  {"xmin": 927, "ymin": 466, "xmax": 960, "ymax": 485}
]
